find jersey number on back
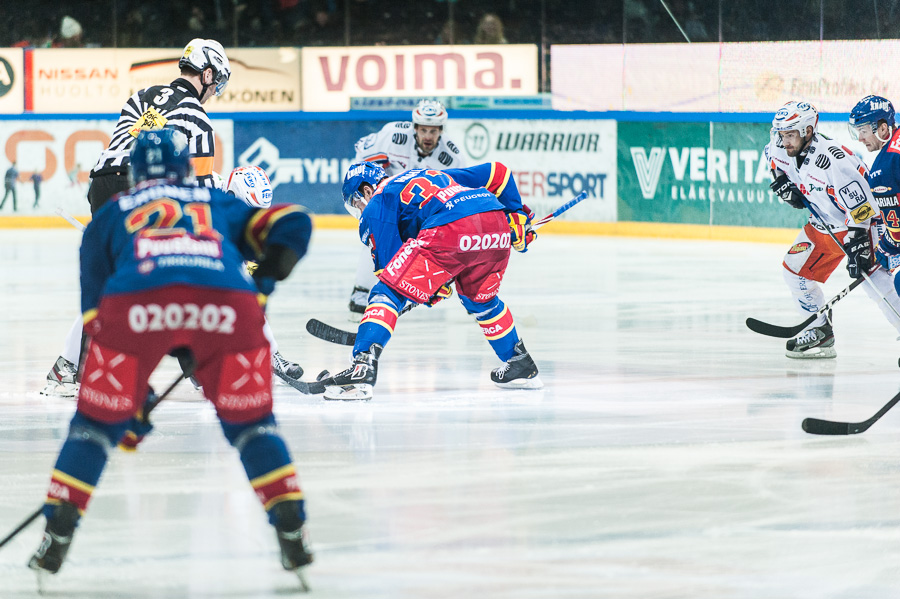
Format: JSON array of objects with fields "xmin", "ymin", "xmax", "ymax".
[
  {"xmin": 125, "ymin": 198, "xmax": 216, "ymax": 237},
  {"xmin": 399, "ymin": 170, "xmax": 452, "ymax": 208}
]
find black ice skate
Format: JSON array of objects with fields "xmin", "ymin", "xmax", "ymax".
[
  {"xmin": 323, "ymin": 344, "xmax": 381, "ymax": 401},
  {"xmin": 272, "ymin": 351, "xmax": 304, "ymax": 381},
  {"xmin": 41, "ymin": 356, "xmax": 78, "ymax": 398},
  {"xmin": 785, "ymin": 322, "xmax": 836, "ymax": 359},
  {"xmin": 348, "ymin": 286, "xmax": 369, "ymax": 315},
  {"xmin": 491, "ymin": 341, "xmax": 543, "ymax": 389},
  {"xmin": 271, "ymin": 501, "xmax": 313, "ymax": 591},
  {"xmin": 28, "ymin": 502, "xmax": 79, "ymax": 575}
]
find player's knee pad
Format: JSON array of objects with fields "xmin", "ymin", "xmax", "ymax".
[
  {"xmin": 221, "ymin": 413, "xmax": 278, "ymax": 450},
  {"xmin": 459, "ymin": 294, "xmax": 501, "ymax": 318},
  {"xmin": 67, "ymin": 412, "xmax": 125, "ymax": 453}
]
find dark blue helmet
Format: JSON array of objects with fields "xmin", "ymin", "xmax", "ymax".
[
  {"xmin": 130, "ymin": 129, "xmax": 192, "ymax": 185},
  {"xmin": 849, "ymin": 95, "xmax": 895, "ymax": 140},
  {"xmin": 341, "ymin": 161, "xmax": 386, "ymax": 219}
]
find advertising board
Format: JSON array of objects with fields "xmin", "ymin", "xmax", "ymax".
[
  {"xmin": 0, "ymin": 119, "xmax": 233, "ymax": 217},
  {"xmin": 30, "ymin": 48, "xmax": 300, "ymax": 113},
  {"xmin": 302, "ymin": 45, "xmax": 538, "ymax": 111}
]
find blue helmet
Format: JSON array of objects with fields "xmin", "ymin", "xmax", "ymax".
[
  {"xmin": 341, "ymin": 161, "xmax": 386, "ymax": 219},
  {"xmin": 130, "ymin": 129, "xmax": 192, "ymax": 185},
  {"xmin": 849, "ymin": 95, "xmax": 895, "ymax": 141}
]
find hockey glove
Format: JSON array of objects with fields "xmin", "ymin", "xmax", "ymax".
[
  {"xmin": 118, "ymin": 389, "xmax": 157, "ymax": 452},
  {"xmin": 843, "ymin": 227, "xmax": 873, "ymax": 279},
  {"xmin": 425, "ymin": 283, "xmax": 453, "ymax": 307},
  {"xmin": 769, "ymin": 174, "xmax": 806, "ymax": 209},
  {"xmin": 508, "ymin": 211, "xmax": 536, "ymax": 252},
  {"xmin": 875, "ymin": 245, "xmax": 900, "ymax": 271}
]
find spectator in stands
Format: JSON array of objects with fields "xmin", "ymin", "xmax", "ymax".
[
  {"xmin": 473, "ymin": 13, "xmax": 507, "ymax": 44},
  {"xmin": 435, "ymin": 19, "xmax": 463, "ymax": 45},
  {"xmin": 59, "ymin": 15, "xmax": 84, "ymax": 48}
]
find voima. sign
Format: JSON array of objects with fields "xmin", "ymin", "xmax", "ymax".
[{"xmin": 302, "ymin": 45, "xmax": 538, "ymax": 111}]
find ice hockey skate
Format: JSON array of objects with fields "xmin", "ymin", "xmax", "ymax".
[
  {"xmin": 272, "ymin": 501, "xmax": 313, "ymax": 592},
  {"xmin": 785, "ymin": 322, "xmax": 836, "ymax": 359},
  {"xmin": 348, "ymin": 285, "xmax": 369, "ymax": 315},
  {"xmin": 272, "ymin": 351, "xmax": 304, "ymax": 381},
  {"xmin": 491, "ymin": 341, "xmax": 543, "ymax": 389},
  {"xmin": 28, "ymin": 502, "xmax": 79, "ymax": 577},
  {"xmin": 40, "ymin": 356, "xmax": 78, "ymax": 398},
  {"xmin": 323, "ymin": 345, "xmax": 381, "ymax": 401}
]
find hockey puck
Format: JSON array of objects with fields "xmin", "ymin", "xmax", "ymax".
[{"xmin": 316, "ymin": 369, "xmax": 331, "ymax": 381}]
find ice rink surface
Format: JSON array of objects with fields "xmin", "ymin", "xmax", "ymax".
[{"xmin": 3, "ymin": 228, "xmax": 900, "ymax": 598}]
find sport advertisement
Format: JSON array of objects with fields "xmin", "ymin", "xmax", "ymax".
[
  {"xmin": 232, "ymin": 118, "xmax": 617, "ymax": 219},
  {"xmin": 616, "ymin": 121, "xmax": 868, "ymax": 228},
  {"xmin": 0, "ymin": 120, "xmax": 233, "ymax": 218}
]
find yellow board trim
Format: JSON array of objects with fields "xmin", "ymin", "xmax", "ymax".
[{"xmin": 0, "ymin": 215, "xmax": 799, "ymax": 244}]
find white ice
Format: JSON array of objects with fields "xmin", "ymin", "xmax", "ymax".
[{"xmin": 3, "ymin": 228, "xmax": 900, "ymax": 598}]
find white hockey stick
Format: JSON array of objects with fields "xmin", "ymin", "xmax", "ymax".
[{"xmin": 55, "ymin": 207, "xmax": 86, "ymax": 232}]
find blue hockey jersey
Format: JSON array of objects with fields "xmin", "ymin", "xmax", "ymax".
[
  {"xmin": 869, "ymin": 128, "xmax": 900, "ymax": 254},
  {"xmin": 358, "ymin": 162, "xmax": 527, "ymax": 273},
  {"xmin": 80, "ymin": 180, "xmax": 312, "ymax": 320}
]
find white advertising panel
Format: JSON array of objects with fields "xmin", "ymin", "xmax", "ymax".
[
  {"xmin": 0, "ymin": 48, "xmax": 24, "ymax": 114},
  {"xmin": 30, "ymin": 48, "xmax": 300, "ymax": 114},
  {"xmin": 0, "ymin": 119, "xmax": 233, "ymax": 217},
  {"xmin": 553, "ymin": 41, "xmax": 900, "ymax": 113},
  {"xmin": 302, "ymin": 45, "xmax": 538, "ymax": 111},
  {"xmin": 454, "ymin": 119, "xmax": 617, "ymax": 222}
]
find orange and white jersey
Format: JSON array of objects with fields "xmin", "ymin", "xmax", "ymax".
[
  {"xmin": 765, "ymin": 133, "xmax": 879, "ymax": 233},
  {"xmin": 353, "ymin": 121, "xmax": 465, "ymax": 177}
]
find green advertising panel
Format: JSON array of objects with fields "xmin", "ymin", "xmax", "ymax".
[{"xmin": 617, "ymin": 121, "xmax": 808, "ymax": 228}]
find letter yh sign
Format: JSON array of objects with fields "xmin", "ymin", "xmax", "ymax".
[{"xmin": 302, "ymin": 45, "xmax": 538, "ymax": 111}]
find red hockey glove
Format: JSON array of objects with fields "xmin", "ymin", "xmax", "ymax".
[
  {"xmin": 507, "ymin": 211, "xmax": 536, "ymax": 252},
  {"xmin": 425, "ymin": 283, "xmax": 453, "ymax": 307},
  {"xmin": 118, "ymin": 415, "xmax": 154, "ymax": 452}
]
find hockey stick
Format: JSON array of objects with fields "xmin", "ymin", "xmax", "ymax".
[
  {"xmin": 55, "ymin": 207, "xmax": 86, "ymax": 232},
  {"xmin": 802, "ymin": 388, "xmax": 900, "ymax": 435},
  {"xmin": 0, "ymin": 369, "xmax": 187, "ymax": 551},
  {"xmin": 531, "ymin": 190, "xmax": 588, "ymax": 229},
  {"xmin": 746, "ymin": 277, "xmax": 866, "ymax": 338},
  {"xmin": 307, "ymin": 193, "xmax": 588, "ymax": 347},
  {"xmin": 273, "ymin": 368, "xmax": 327, "ymax": 395},
  {"xmin": 306, "ymin": 318, "xmax": 357, "ymax": 347}
]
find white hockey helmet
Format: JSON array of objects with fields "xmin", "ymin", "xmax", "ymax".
[
  {"xmin": 179, "ymin": 38, "xmax": 231, "ymax": 96},
  {"xmin": 412, "ymin": 100, "xmax": 448, "ymax": 127},
  {"xmin": 771, "ymin": 100, "xmax": 819, "ymax": 137},
  {"xmin": 226, "ymin": 165, "xmax": 273, "ymax": 208}
]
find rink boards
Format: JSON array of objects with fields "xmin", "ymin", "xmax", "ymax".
[{"xmin": 0, "ymin": 111, "xmax": 868, "ymax": 242}]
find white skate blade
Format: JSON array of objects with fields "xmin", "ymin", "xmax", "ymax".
[
  {"xmin": 295, "ymin": 567, "xmax": 311, "ymax": 592},
  {"xmin": 323, "ymin": 384, "xmax": 373, "ymax": 401},
  {"xmin": 40, "ymin": 381, "xmax": 77, "ymax": 398},
  {"xmin": 493, "ymin": 375, "xmax": 544, "ymax": 390},
  {"xmin": 785, "ymin": 347, "xmax": 836, "ymax": 359}
]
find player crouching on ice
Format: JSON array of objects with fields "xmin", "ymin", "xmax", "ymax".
[
  {"xmin": 315, "ymin": 161, "xmax": 542, "ymax": 401},
  {"xmin": 28, "ymin": 130, "xmax": 314, "ymax": 582}
]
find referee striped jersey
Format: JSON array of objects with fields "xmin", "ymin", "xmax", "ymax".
[{"xmin": 90, "ymin": 78, "xmax": 217, "ymax": 187}]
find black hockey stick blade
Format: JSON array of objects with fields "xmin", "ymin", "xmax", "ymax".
[
  {"xmin": 802, "ymin": 389, "xmax": 900, "ymax": 435},
  {"xmin": 746, "ymin": 277, "xmax": 865, "ymax": 339},
  {"xmin": 274, "ymin": 368, "xmax": 326, "ymax": 395},
  {"xmin": 306, "ymin": 318, "xmax": 356, "ymax": 346},
  {"xmin": 745, "ymin": 314, "xmax": 815, "ymax": 339}
]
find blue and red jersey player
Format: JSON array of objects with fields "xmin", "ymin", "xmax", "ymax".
[
  {"xmin": 316, "ymin": 161, "xmax": 543, "ymax": 401},
  {"xmin": 28, "ymin": 130, "xmax": 314, "ymax": 580},
  {"xmin": 850, "ymin": 95, "xmax": 900, "ymax": 271}
]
